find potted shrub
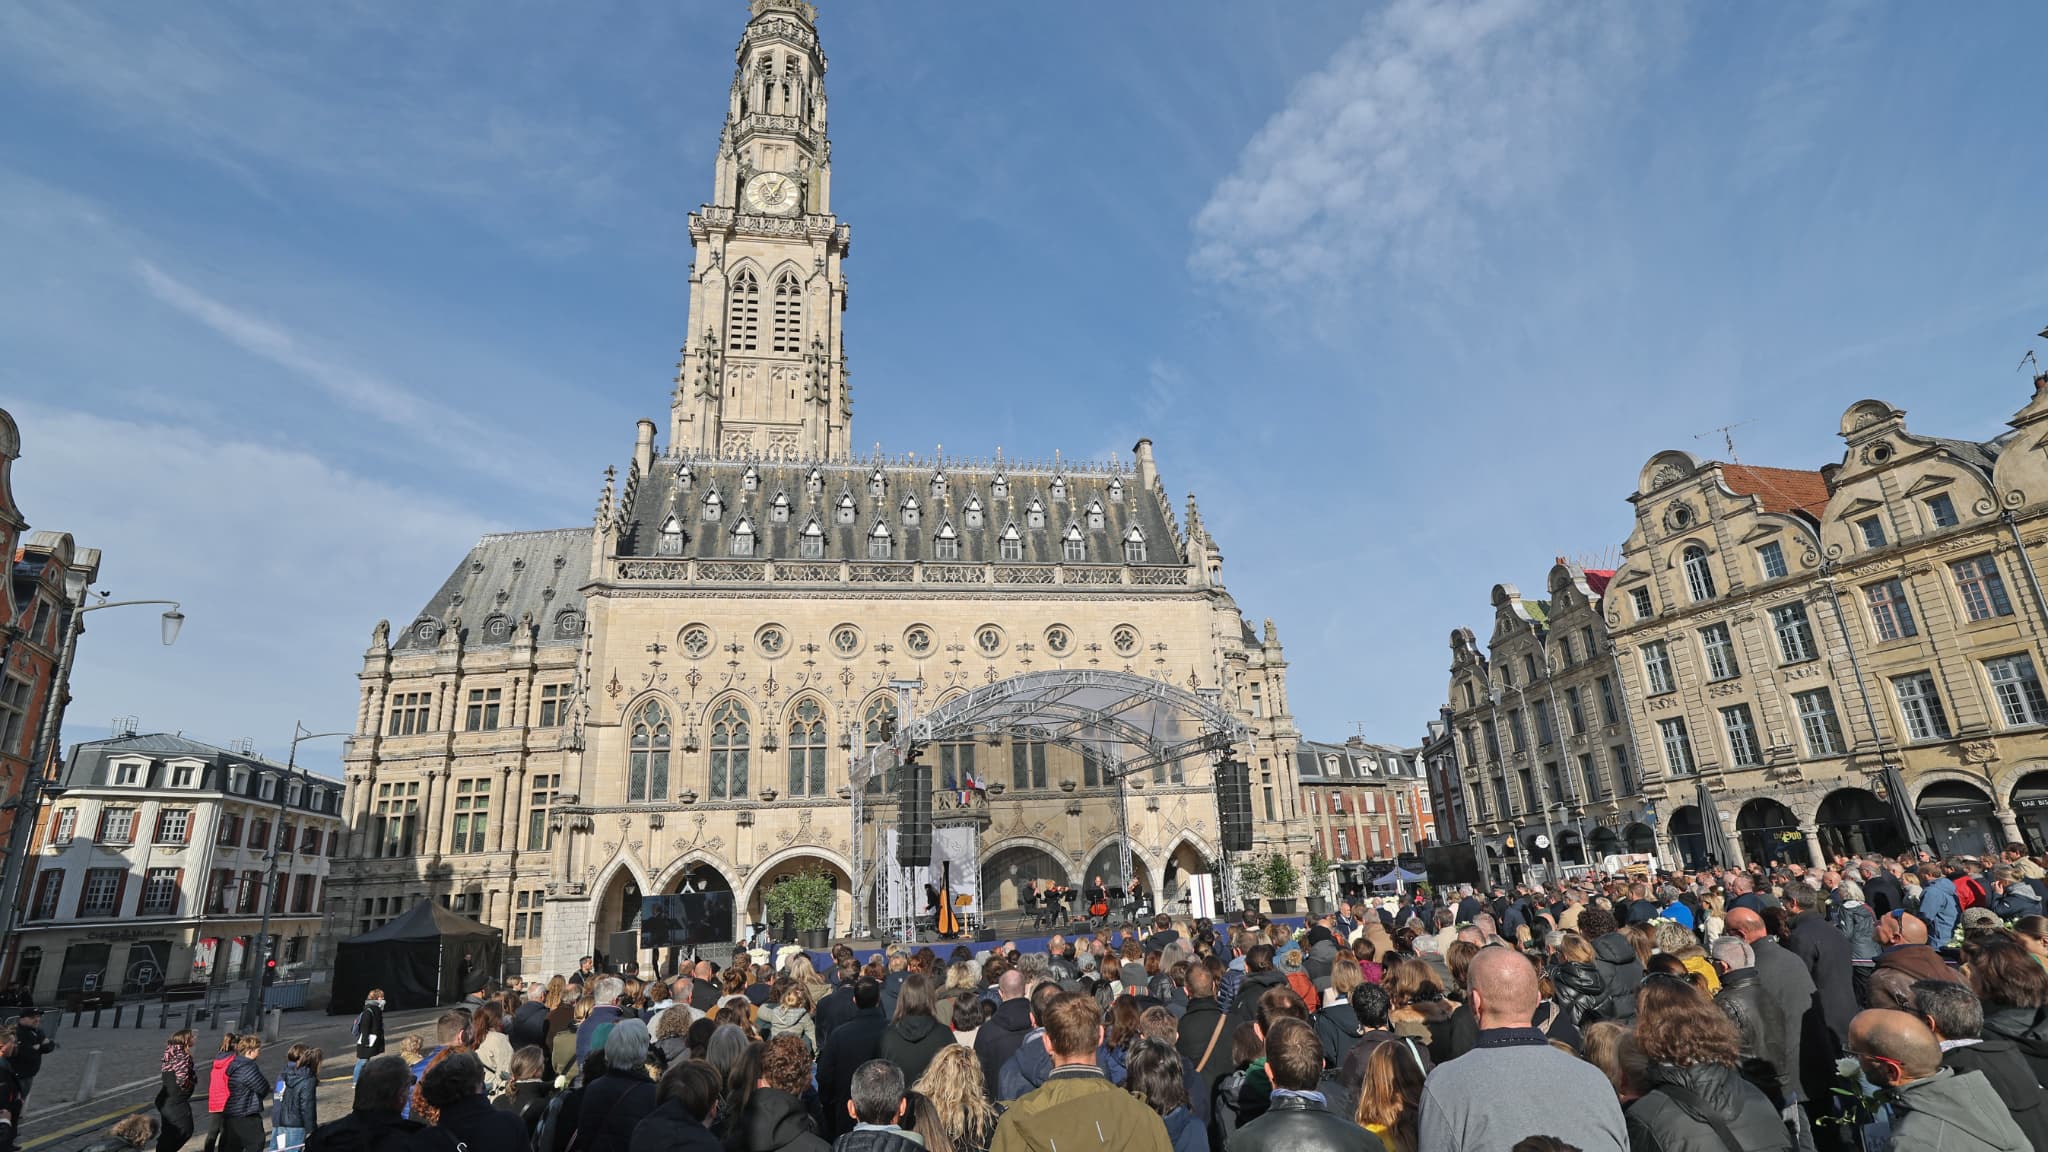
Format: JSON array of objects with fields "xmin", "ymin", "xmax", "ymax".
[
  {"xmin": 763, "ymin": 868, "xmax": 836, "ymax": 949},
  {"xmin": 1234, "ymin": 855, "xmax": 1267, "ymax": 915},
  {"xmin": 1305, "ymin": 845, "xmax": 1334, "ymax": 916},
  {"xmin": 1264, "ymin": 853, "xmax": 1301, "ymax": 916}
]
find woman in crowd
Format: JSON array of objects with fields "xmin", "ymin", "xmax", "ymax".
[
  {"xmin": 1966, "ymin": 931, "xmax": 2048, "ymax": 1083},
  {"xmin": 1126, "ymin": 1038, "xmax": 1204, "ymax": 1152},
  {"xmin": 156, "ymin": 1028, "xmax": 196, "ymax": 1152},
  {"xmin": 470, "ymin": 1001, "xmax": 514, "ymax": 1096},
  {"xmin": 729, "ymin": 1034, "xmax": 827, "ymax": 1152},
  {"xmin": 273, "ymin": 1044, "xmax": 320, "ymax": 1152},
  {"xmin": 1580, "ymin": 1020, "xmax": 1646, "ymax": 1106},
  {"xmin": 1208, "ymin": 1021, "xmax": 1265, "ymax": 1150},
  {"xmin": 201, "ymin": 1033, "xmax": 237, "ymax": 1152},
  {"xmin": 543, "ymin": 977, "xmax": 573, "ymax": 1043},
  {"xmin": 631, "ymin": 1060, "xmax": 724, "ymax": 1152},
  {"xmin": 575, "ymin": 1019, "xmax": 660, "ymax": 1149},
  {"xmin": 786, "ymin": 952, "xmax": 832, "ymax": 1008},
  {"xmin": 877, "ymin": 972, "xmax": 955, "ymax": 1088},
  {"xmin": 653, "ymin": 1004, "xmax": 697, "ymax": 1068},
  {"xmin": 758, "ymin": 977, "xmax": 816, "ymax": 1052},
  {"xmin": 912, "ymin": 1043, "xmax": 998, "ymax": 1152},
  {"xmin": 497, "ymin": 1044, "xmax": 553, "ymax": 1133},
  {"xmin": 218, "ymin": 1034, "xmax": 271, "ymax": 1152},
  {"xmin": 1382, "ymin": 957, "xmax": 1450, "ymax": 1045},
  {"xmin": 1099, "ymin": 996, "xmax": 1143, "ymax": 1085},
  {"xmin": 948, "ymin": 994, "xmax": 989, "ymax": 1051},
  {"xmin": 1353, "ymin": 1035, "xmax": 1425, "ymax": 1152},
  {"xmin": 1624, "ymin": 976, "xmax": 1791, "ymax": 1151},
  {"xmin": 1547, "ymin": 931, "xmax": 1608, "ymax": 1029},
  {"xmin": 1314, "ymin": 954, "xmax": 1367, "ymax": 1072},
  {"xmin": 934, "ymin": 962, "xmax": 977, "ymax": 1028},
  {"xmin": 1652, "ymin": 921, "xmax": 1719, "ymax": 995},
  {"xmin": 2013, "ymin": 915, "xmax": 2048, "ymax": 967},
  {"xmin": 351, "ymin": 988, "xmax": 386, "ymax": 1082}
]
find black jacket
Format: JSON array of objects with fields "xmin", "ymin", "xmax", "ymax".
[
  {"xmin": 1226, "ymin": 969, "xmax": 1290, "ymax": 1027},
  {"xmin": 877, "ymin": 1015, "xmax": 954, "ymax": 1091},
  {"xmin": 833, "ymin": 1126, "xmax": 926, "ymax": 1152},
  {"xmin": 1865, "ymin": 872, "xmax": 1905, "ymax": 918},
  {"xmin": 1176, "ymin": 997, "xmax": 1231, "ymax": 1091},
  {"xmin": 814, "ymin": 987, "xmax": 859, "ymax": 1046},
  {"xmin": 433, "ymin": 1095, "xmax": 529, "ymax": 1151},
  {"xmin": 1749, "ymin": 937, "xmax": 1815, "ymax": 1100},
  {"xmin": 1624, "ymin": 1062, "xmax": 1793, "ymax": 1152},
  {"xmin": 1550, "ymin": 959, "xmax": 1608, "ymax": 1026},
  {"xmin": 974, "ymin": 997, "xmax": 1035, "ymax": 1098},
  {"xmin": 223, "ymin": 1054, "xmax": 271, "ymax": 1118},
  {"xmin": 631, "ymin": 1097, "xmax": 725, "ymax": 1152},
  {"xmin": 508, "ymin": 1001, "xmax": 549, "ymax": 1053},
  {"xmin": 818, "ymin": 1006, "xmax": 888, "ymax": 1139},
  {"xmin": 577, "ymin": 1068, "xmax": 660, "ymax": 1150},
  {"xmin": 1784, "ymin": 911, "xmax": 1855, "ymax": 1046},
  {"xmin": 1714, "ymin": 968, "xmax": 1786, "ymax": 1109},
  {"xmin": 10, "ymin": 1025, "xmax": 51, "ymax": 1080},
  {"xmin": 354, "ymin": 1003, "xmax": 387, "ymax": 1060},
  {"xmin": 1220, "ymin": 1092, "xmax": 1376, "ymax": 1152},
  {"xmin": 1945, "ymin": 1039, "xmax": 2048, "ymax": 1152},
  {"xmin": 158, "ymin": 1060, "xmax": 196, "ymax": 1131},
  {"xmin": 304, "ymin": 1109, "xmax": 443, "ymax": 1152},
  {"xmin": 496, "ymin": 1080, "xmax": 551, "ymax": 1133},
  {"xmin": 1590, "ymin": 932, "xmax": 1643, "ymax": 1023},
  {"xmin": 728, "ymin": 1086, "xmax": 831, "ymax": 1152},
  {"xmin": 279, "ymin": 1065, "xmax": 320, "ymax": 1129},
  {"xmin": 1982, "ymin": 1003, "xmax": 2048, "ymax": 1088},
  {"xmin": 1312, "ymin": 998, "xmax": 1365, "ymax": 1072}
]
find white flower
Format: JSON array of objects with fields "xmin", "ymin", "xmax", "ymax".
[{"xmin": 1836, "ymin": 1057, "xmax": 1862, "ymax": 1080}]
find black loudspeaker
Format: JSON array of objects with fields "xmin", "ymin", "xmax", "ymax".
[
  {"xmin": 1215, "ymin": 758, "xmax": 1253, "ymax": 853},
  {"xmin": 607, "ymin": 931, "xmax": 638, "ymax": 968},
  {"xmin": 897, "ymin": 753, "xmax": 932, "ymax": 867}
]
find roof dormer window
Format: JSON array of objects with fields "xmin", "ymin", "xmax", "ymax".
[
  {"xmin": 934, "ymin": 521, "xmax": 960, "ymax": 561},
  {"xmin": 806, "ymin": 469, "xmax": 823, "ymax": 495},
  {"xmin": 731, "ymin": 516, "xmax": 756, "ymax": 557},
  {"xmin": 965, "ymin": 495, "xmax": 984, "ymax": 529},
  {"xmin": 992, "ymin": 474, "xmax": 1008, "ymax": 500},
  {"xmin": 799, "ymin": 519, "xmax": 825, "ymax": 559},
  {"xmin": 868, "ymin": 469, "xmax": 886, "ymax": 498},
  {"xmin": 770, "ymin": 492, "xmax": 791, "ymax": 523},
  {"xmin": 1063, "ymin": 523, "xmax": 1085, "ymax": 563},
  {"xmin": 676, "ymin": 463, "xmax": 694, "ymax": 490},
  {"xmin": 742, "ymin": 466, "xmax": 759, "ymax": 492},
  {"xmin": 836, "ymin": 491, "xmax": 857, "ymax": 525},
  {"xmin": 868, "ymin": 520, "xmax": 893, "ymax": 559},
  {"xmin": 1000, "ymin": 522, "xmax": 1023, "ymax": 561},
  {"xmin": 930, "ymin": 471, "xmax": 947, "ymax": 500},
  {"xmin": 1086, "ymin": 500, "xmax": 1105, "ymax": 530},
  {"xmin": 1123, "ymin": 526, "xmax": 1147, "ymax": 564},
  {"xmin": 702, "ymin": 490, "xmax": 723, "ymax": 522},
  {"xmin": 659, "ymin": 515, "xmax": 687, "ymax": 556},
  {"xmin": 1107, "ymin": 477, "xmax": 1124, "ymax": 502},
  {"xmin": 1050, "ymin": 476, "xmax": 1067, "ymax": 502},
  {"xmin": 901, "ymin": 494, "xmax": 920, "ymax": 527},
  {"xmin": 1026, "ymin": 499, "xmax": 1045, "ymax": 528}
]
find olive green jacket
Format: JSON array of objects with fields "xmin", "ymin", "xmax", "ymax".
[{"xmin": 989, "ymin": 1065, "xmax": 1171, "ymax": 1152}]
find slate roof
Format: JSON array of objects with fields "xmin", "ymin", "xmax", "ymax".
[
  {"xmin": 395, "ymin": 528, "xmax": 593, "ymax": 653},
  {"xmin": 1720, "ymin": 464, "xmax": 1831, "ymax": 519},
  {"xmin": 1296, "ymin": 739, "xmax": 1419, "ymax": 781},
  {"xmin": 620, "ymin": 457, "xmax": 1177, "ymax": 568},
  {"xmin": 1927, "ymin": 435, "xmax": 2003, "ymax": 477}
]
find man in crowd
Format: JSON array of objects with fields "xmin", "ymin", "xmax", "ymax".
[
  {"xmin": 1728, "ymin": 906, "xmax": 1816, "ymax": 1118},
  {"xmin": 819, "ymin": 978, "xmax": 887, "ymax": 1139},
  {"xmin": 990, "ymin": 991, "xmax": 1170, "ymax": 1152},
  {"xmin": 975, "ymin": 969, "xmax": 1034, "ymax": 1098},
  {"xmin": 305, "ymin": 1054, "xmax": 432, "ymax": 1152},
  {"xmin": 1783, "ymin": 883, "xmax": 1856, "ymax": 1047},
  {"xmin": 1917, "ymin": 862, "xmax": 1961, "ymax": 945},
  {"xmin": 1913, "ymin": 980, "xmax": 2048, "ymax": 1151},
  {"xmin": 837, "ymin": 1060, "xmax": 924, "ymax": 1152},
  {"xmin": 1225, "ymin": 1018, "xmax": 1373, "ymax": 1151},
  {"xmin": 9, "ymin": 1010, "xmax": 52, "ymax": 1102},
  {"xmin": 574, "ymin": 976, "xmax": 625, "ymax": 1064},
  {"xmin": 1875, "ymin": 910, "xmax": 1962, "ymax": 985},
  {"xmin": 1848, "ymin": 1009, "xmax": 2029, "ymax": 1152}
]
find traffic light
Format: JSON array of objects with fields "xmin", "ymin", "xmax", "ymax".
[{"xmin": 262, "ymin": 957, "xmax": 278, "ymax": 987}]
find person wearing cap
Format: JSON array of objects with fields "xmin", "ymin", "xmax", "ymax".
[{"xmin": 10, "ymin": 1008, "xmax": 53, "ymax": 1102}]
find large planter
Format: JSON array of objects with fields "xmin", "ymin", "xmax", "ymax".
[
  {"xmin": 1268, "ymin": 898, "xmax": 1298, "ymax": 915},
  {"xmin": 801, "ymin": 928, "xmax": 829, "ymax": 949},
  {"xmin": 1306, "ymin": 896, "xmax": 1330, "ymax": 916}
]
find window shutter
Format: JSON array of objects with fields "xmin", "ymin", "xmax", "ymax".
[
  {"xmin": 154, "ymin": 809, "xmax": 166, "ymax": 842},
  {"xmin": 171, "ymin": 869, "xmax": 185, "ymax": 915},
  {"xmin": 112, "ymin": 869, "xmax": 129, "ymax": 917},
  {"xmin": 75, "ymin": 872, "xmax": 91, "ymax": 917},
  {"xmin": 96, "ymin": 809, "xmax": 109, "ymax": 842}
]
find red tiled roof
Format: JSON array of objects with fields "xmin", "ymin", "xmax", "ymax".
[
  {"xmin": 1719, "ymin": 464, "xmax": 1830, "ymax": 518},
  {"xmin": 1583, "ymin": 570, "xmax": 1614, "ymax": 595}
]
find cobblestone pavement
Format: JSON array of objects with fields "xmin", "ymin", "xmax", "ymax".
[{"xmin": 19, "ymin": 1003, "xmax": 449, "ymax": 1151}]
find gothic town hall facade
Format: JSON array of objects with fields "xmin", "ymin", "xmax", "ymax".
[{"xmin": 334, "ymin": 0, "xmax": 1304, "ymax": 974}]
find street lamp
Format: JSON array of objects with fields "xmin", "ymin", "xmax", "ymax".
[
  {"xmin": 240, "ymin": 722, "xmax": 350, "ymax": 1030},
  {"xmin": 0, "ymin": 597, "xmax": 185, "ymax": 959}
]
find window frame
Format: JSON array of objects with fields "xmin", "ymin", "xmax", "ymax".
[
  {"xmin": 1892, "ymin": 671, "xmax": 1953, "ymax": 742},
  {"xmin": 1771, "ymin": 602, "xmax": 1818, "ymax": 664},
  {"xmin": 1793, "ymin": 688, "xmax": 1845, "ymax": 756},
  {"xmin": 1682, "ymin": 544, "xmax": 1717, "ymax": 601},
  {"xmin": 1698, "ymin": 622, "xmax": 1739, "ymax": 682},
  {"xmin": 1952, "ymin": 555, "xmax": 2015, "ymax": 622},
  {"xmin": 1657, "ymin": 716, "xmax": 1696, "ymax": 777},
  {"xmin": 1641, "ymin": 641, "xmax": 1676, "ymax": 696},
  {"xmin": 1865, "ymin": 578, "xmax": 1919, "ymax": 642},
  {"xmin": 1757, "ymin": 541, "xmax": 1788, "ymax": 581},
  {"xmin": 1984, "ymin": 654, "xmax": 2048, "ymax": 729},
  {"xmin": 1719, "ymin": 703, "xmax": 1763, "ymax": 768}
]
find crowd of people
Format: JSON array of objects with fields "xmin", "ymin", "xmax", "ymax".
[{"xmin": 62, "ymin": 845, "xmax": 2048, "ymax": 1151}]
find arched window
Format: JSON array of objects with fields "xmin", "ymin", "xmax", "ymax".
[
  {"xmin": 868, "ymin": 521, "xmax": 892, "ymax": 560},
  {"xmin": 1683, "ymin": 544, "xmax": 1716, "ymax": 601},
  {"xmin": 629, "ymin": 701, "xmax": 672, "ymax": 803},
  {"xmin": 727, "ymin": 269, "xmax": 760, "ymax": 352},
  {"xmin": 1123, "ymin": 527, "xmax": 1147, "ymax": 564},
  {"xmin": 731, "ymin": 516, "xmax": 755, "ymax": 557},
  {"xmin": 772, "ymin": 272, "xmax": 803, "ymax": 354},
  {"xmin": 863, "ymin": 695, "xmax": 898, "ymax": 793},
  {"xmin": 787, "ymin": 698, "xmax": 827, "ymax": 796},
  {"xmin": 933, "ymin": 521, "xmax": 959, "ymax": 561},
  {"xmin": 799, "ymin": 519, "xmax": 825, "ymax": 559},
  {"xmin": 1063, "ymin": 523, "xmax": 1085, "ymax": 562},
  {"xmin": 658, "ymin": 515, "xmax": 685, "ymax": 556},
  {"xmin": 1000, "ymin": 523, "xmax": 1023, "ymax": 561},
  {"xmin": 710, "ymin": 700, "xmax": 750, "ymax": 800}
]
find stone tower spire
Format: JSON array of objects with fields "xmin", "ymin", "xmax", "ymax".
[{"xmin": 672, "ymin": 0, "xmax": 852, "ymax": 461}]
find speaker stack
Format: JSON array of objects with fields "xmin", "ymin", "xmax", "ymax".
[
  {"xmin": 896, "ymin": 749, "xmax": 932, "ymax": 867},
  {"xmin": 1215, "ymin": 757, "xmax": 1253, "ymax": 853}
]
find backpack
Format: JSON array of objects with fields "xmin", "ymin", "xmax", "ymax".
[{"xmin": 530, "ymin": 1087, "xmax": 578, "ymax": 1152}]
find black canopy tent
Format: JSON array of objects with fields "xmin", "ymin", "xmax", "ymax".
[{"xmin": 328, "ymin": 902, "xmax": 503, "ymax": 1013}]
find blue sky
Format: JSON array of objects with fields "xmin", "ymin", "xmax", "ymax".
[{"xmin": 5, "ymin": 0, "xmax": 2046, "ymax": 771}]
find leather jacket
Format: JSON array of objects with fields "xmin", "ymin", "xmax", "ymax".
[
  {"xmin": 1223, "ymin": 1093, "xmax": 1377, "ymax": 1152},
  {"xmin": 1714, "ymin": 968, "xmax": 1785, "ymax": 1108}
]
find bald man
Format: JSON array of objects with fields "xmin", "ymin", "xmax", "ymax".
[
  {"xmin": 1874, "ymin": 909, "xmax": 1964, "ymax": 985},
  {"xmin": 1728, "ymin": 907, "xmax": 1817, "ymax": 1110},
  {"xmin": 1848, "ymin": 1009, "xmax": 2029, "ymax": 1152},
  {"xmin": 1417, "ymin": 947, "xmax": 1626, "ymax": 1152}
]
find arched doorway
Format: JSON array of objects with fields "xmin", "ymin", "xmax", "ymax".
[
  {"xmin": 1556, "ymin": 827, "xmax": 1586, "ymax": 868},
  {"xmin": 1082, "ymin": 842, "xmax": 1153, "ymax": 914},
  {"xmin": 1917, "ymin": 780, "xmax": 2000, "ymax": 858},
  {"xmin": 1589, "ymin": 825, "xmax": 1623, "ymax": 863},
  {"xmin": 2014, "ymin": 771, "xmax": 2048, "ymax": 853},
  {"xmin": 642, "ymin": 861, "xmax": 737, "ymax": 956},
  {"xmin": 981, "ymin": 841, "xmax": 1070, "ymax": 914},
  {"xmin": 1623, "ymin": 823, "xmax": 1656, "ymax": 857},
  {"xmin": 1161, "ymin": 839, "xmax": 1215, "ymax": 917},
  {"xmin": 1737, "ymin": 799, "xmax": 1804, "ymax": 867},
  {"xmin": 591, "ymin": 865, "xmax": 645, "ymax": 966},
  {"xmin": 1817, "ymin": 788, "xmax": 1903, "ymax": 859},
  {"xmin": 748, "ymin": 853, "xmax": 853, "ymax": 942},
  {"xmin": 1668, "ymin": 808, "xmax": 1707, "ymax": 870}
]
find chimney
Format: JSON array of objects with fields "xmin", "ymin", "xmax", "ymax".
[{"xmin": 634, "ymin": 419, "xmax": 657, "ymax": 479}]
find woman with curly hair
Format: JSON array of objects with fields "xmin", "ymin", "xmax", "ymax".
[
  {"xmin": 1624, "ymin": 976, "xmax": 1790, "ymax": 1150},
  {"xmin": 1966, "ymin": 930, "xmax": 2048, "ymax": 1083},
  {"xmin": 1652, "ymin": 919, "xmax": 1720, "ymax": 995},
  {"xmin": 1353, "ymin": 1035, "xmax": 1426, "ymax": 1152},
  {"xmin": 912, "ymin": 1043, "xmax": 997, "ymax": 1152},
  {"xmin": 652, "ymin": 1004, "xmax": 696, "ymax": 1068},
  {"xmin": 729, "ymin": 1034, "xmax": 828, "ymax": 1152}
]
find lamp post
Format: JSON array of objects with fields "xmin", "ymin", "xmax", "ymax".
[
  {"xmin": 0, "ymin": 597, "xmax": 183, "ymax": 961},
  {"xmin": 240, "ymin": 722, "xmax": 349, "ymax": 1030}
]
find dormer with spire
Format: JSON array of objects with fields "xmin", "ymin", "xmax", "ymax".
[{"xmin": 674, "ymin": 0, "xmax": 851, "ymax": 461}]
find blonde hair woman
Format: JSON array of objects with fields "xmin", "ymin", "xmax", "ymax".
[
  {"xmin": 934, "ymin": 961, "xmax": 978, "ymax": 1028},
  {"xmin": 913, "ymin": 1043, "xmax": 997, "ymax": 1152},
  {"xmin": 785, "ymin": 951, "xmax": 831, "ymax": 1007}
]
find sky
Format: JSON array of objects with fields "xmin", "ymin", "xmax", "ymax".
[{"xmin": 4, "ymin": 0, "xmax": 2046, "ymax": 772}]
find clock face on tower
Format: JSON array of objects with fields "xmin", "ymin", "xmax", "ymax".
[{"xmin": 742, "ymin": 171, "xmax": 801, "ymax": 217}]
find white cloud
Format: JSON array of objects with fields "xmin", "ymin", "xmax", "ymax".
[
  {"xmin": 1190, "ymin": 0, "xmax": 1664, "ymax": 290},
  {"xmin": 5, "ymin": 403, "xmax": 502, "ymax": 762}
]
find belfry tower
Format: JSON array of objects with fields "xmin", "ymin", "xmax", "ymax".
[{"xmin": 671, "ymin": 0, "xmax": 852, "ymax": 460}]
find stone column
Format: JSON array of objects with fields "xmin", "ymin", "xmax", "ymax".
[
  {"xmin": 1800, "ymin": 823, "xmax": 1826, "ymax": 871},
  {"xmin": 1998, "ymin": 807, "xmax": 2025, "ymax": 849},
  {"xmin": 424, "ymin": 767, "xmax": 451, "ymax": 861}
]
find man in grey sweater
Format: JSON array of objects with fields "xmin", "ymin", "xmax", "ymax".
[{"xmin": 1418, "ymin": 946, "xmax": 1627, "ymax": 1152}]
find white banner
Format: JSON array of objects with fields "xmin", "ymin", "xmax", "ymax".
[{"xmin": 880, "ymin": 826, "xmax": 979, "ymax": 926}]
